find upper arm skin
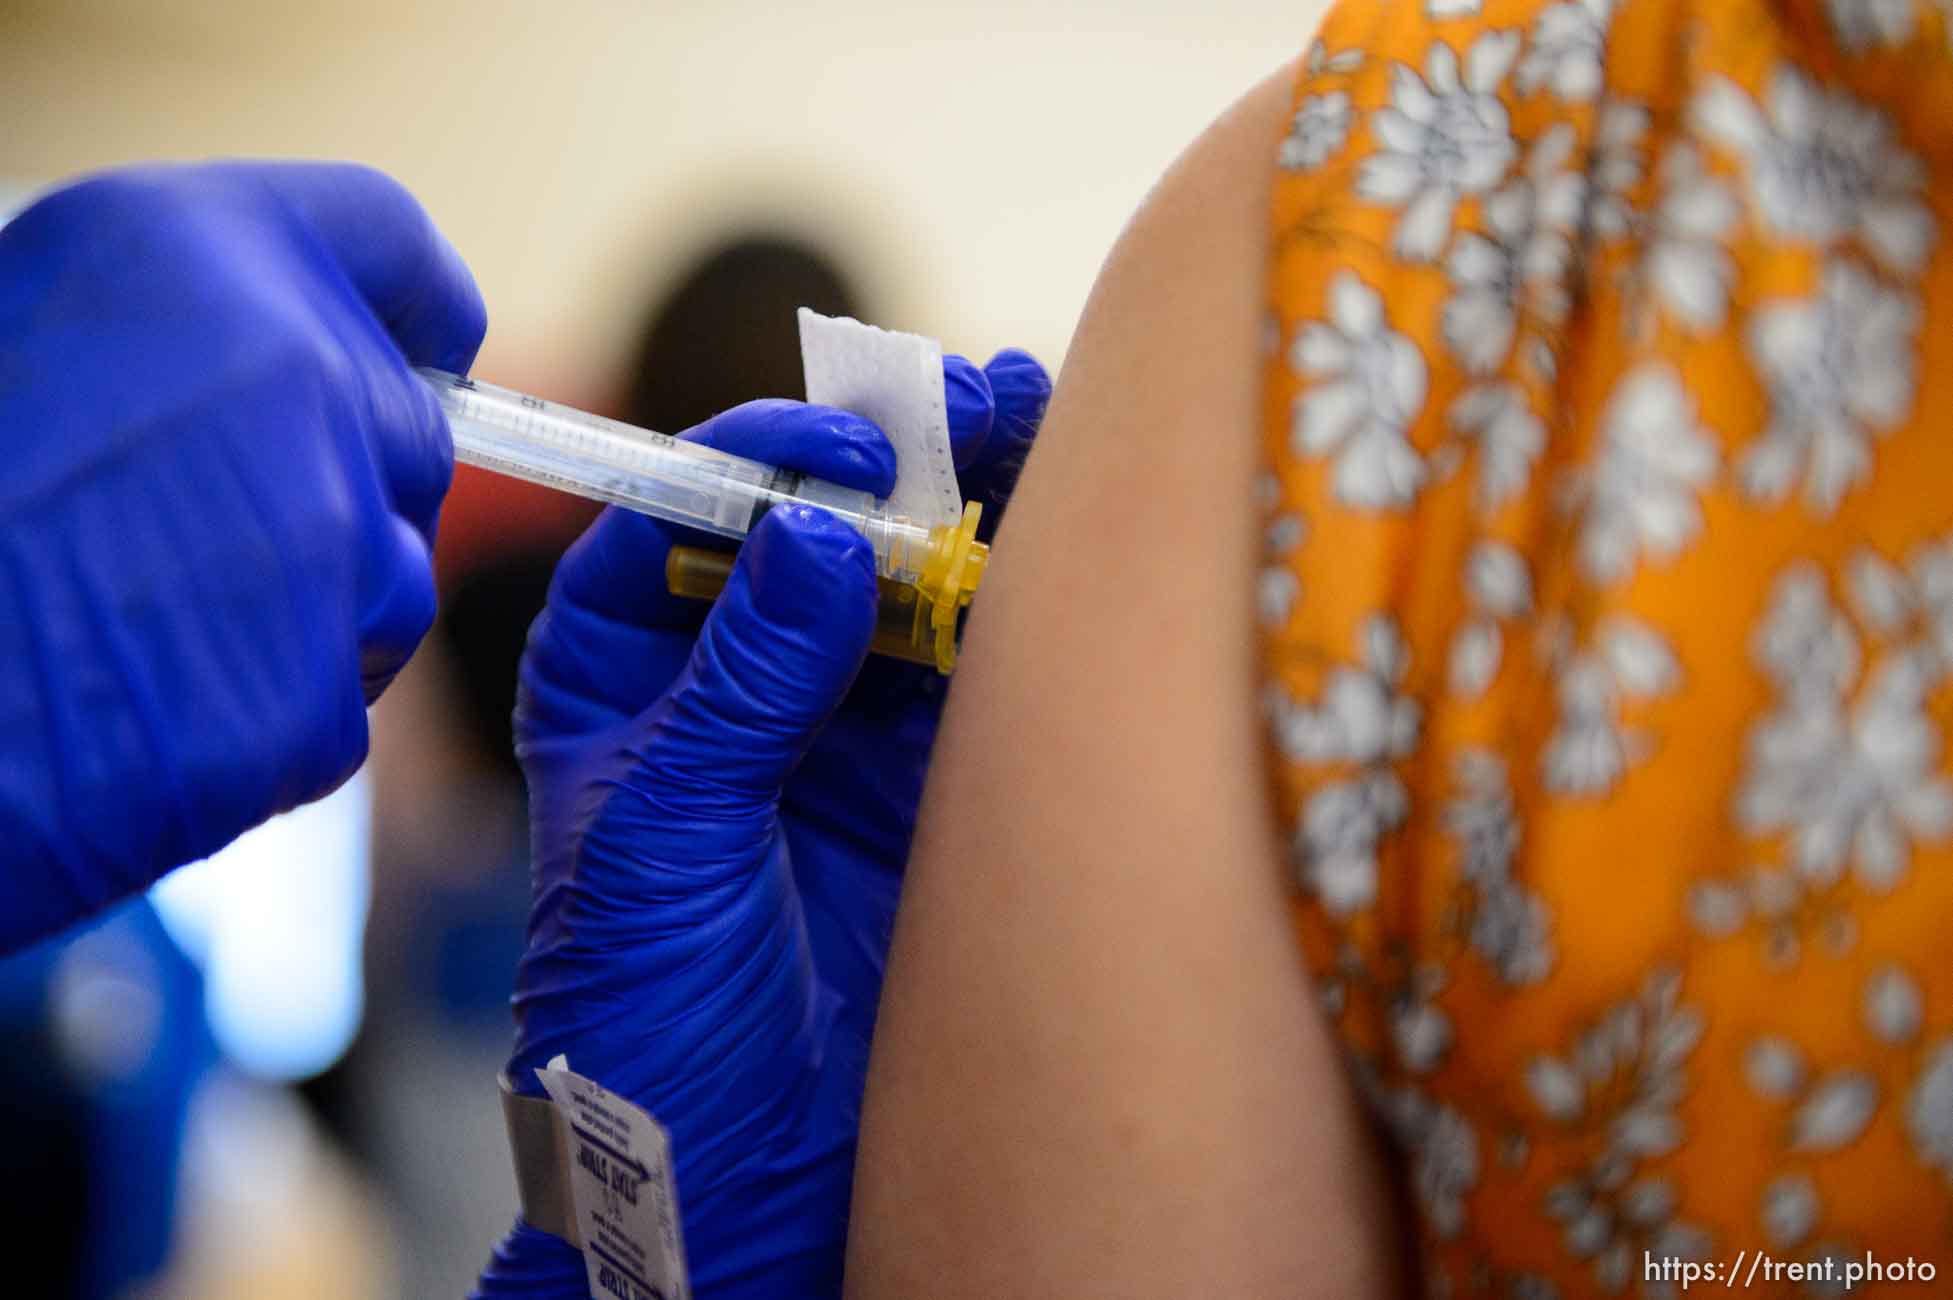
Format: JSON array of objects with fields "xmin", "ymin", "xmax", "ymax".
[{"xmin": 846, "ymin": 63, "xmax": 1404, "ymax": 1299}]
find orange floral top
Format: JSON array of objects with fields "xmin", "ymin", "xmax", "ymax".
[{"xmin": 1259, "ymin": 0, "xmax": 1953, "ymax": 1294}]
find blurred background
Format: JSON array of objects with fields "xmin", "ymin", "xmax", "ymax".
[{"xmin": 0, "ymin": 0, "xmax": 1327, "ymax": 1294}]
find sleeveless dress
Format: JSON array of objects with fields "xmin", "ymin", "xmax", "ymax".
[{"xmin": 1259, "ymin": 1, "xmax": 1953, "ymax": 1293}]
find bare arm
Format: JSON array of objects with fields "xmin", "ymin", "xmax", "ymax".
[{"xmin": 847, "ymin": 63, "xmax": 1404, "ymax": 1299}]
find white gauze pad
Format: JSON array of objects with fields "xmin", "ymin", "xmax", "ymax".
[{"xmin": 798, "ymin": 308, "xmax": 961, "ymax": 530}]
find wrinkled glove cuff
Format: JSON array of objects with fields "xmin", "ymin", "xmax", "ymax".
[{"xmin": 471, "ymin": 1218, "xmax": 588, "ymax": 1298}]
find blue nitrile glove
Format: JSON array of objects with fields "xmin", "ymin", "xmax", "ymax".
[
  {"xmin": 474, "ymin": 349, "xmax": 1050, "ymax": 1299},
  {"xmin": 0, "ymin": 161, "xmax": 485, "ymax": 951}
]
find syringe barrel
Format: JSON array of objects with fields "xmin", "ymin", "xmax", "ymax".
[{"xmin": 418, "ymin": 368, "xmax": 934, "ymax": 582}]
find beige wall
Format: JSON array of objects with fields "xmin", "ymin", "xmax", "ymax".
[{"xmin": 0, "ymin": 0, "xmax": 1329, "ymax": 399}]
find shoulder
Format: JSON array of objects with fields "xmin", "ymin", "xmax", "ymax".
[{"xmin": 976, "ymin": 58, "xmax": 1299, "ymax": 687}]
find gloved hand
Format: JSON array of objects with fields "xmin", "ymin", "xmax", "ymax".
[
  {"xmin": 0, "ymin": 162, "xmax": 485, "ymax": 951},
  {"xmin": 474, "ymin": 349, "xmax": 1050, "ymax": 1299}
]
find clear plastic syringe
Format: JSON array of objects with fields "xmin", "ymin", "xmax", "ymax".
[{"xmin": 416, "ymin": 368, "xmax": 987, "ymax": 673}]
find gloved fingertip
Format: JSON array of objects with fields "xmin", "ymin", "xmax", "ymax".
[
  {"xmin": 408, "ymin": 230, "xmax": 489, "ymax": 374},
  {"xmin": 358, "ymin": 513, "xmax": 439, "ymax": 701},
  {"xmin": 739, "ymin": 504, "xmax": 878, "ymax": 637},
  {"xmin": 984, "ymin": 347, "xmax": 1052, "ymax": 445},
  {"xmin": 689, "ymin": 400, "xmax": 898, "ymax": 498},
  {"xmin": 648, "ymin": 504, "xmax": 876, "ymax": 792},
  {"xmin": 389, "ymin": 358, "xmax": 457, "ymax": 540},
  {"xmin": 943, "ymin": 354, "xmax": 995, "ymax": 470},
  {"xmin": 793, "ymin": 406, "xmax": 899, "ymax": 498}
]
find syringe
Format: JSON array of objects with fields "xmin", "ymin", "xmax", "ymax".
[{"xmin": 417, "ymin": 368, "xmax": 987, "ymax": 673}]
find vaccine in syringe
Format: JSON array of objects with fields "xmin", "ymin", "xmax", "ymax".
[{"xmin": 416, "ymin": 368, "xmax": 987, "ymax": 672}]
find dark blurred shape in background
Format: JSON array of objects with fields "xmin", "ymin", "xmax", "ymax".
[
  {"xmin": 625, "ymin": 234, "xmax": 862, "ymax": 432},
  {"xmin": 439, "ymin": 551, "xmax": 566, "ymax": 785}
]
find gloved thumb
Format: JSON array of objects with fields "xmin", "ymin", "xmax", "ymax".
[{"xmin": 623, "ymin": 504, "xmax": 878, "ymax": 813}]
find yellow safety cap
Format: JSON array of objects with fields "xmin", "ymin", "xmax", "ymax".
[{"xmin": 910, "ymin": 501, "xmax": 988, "ymax": 674}]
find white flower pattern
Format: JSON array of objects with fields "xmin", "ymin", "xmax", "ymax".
[
  {"xmin": 1587, "ymin": 98, "xmax": 1649, "ymax": 242},
  {"xmin": 1446, "ymin": 750, "xmax": 1555, "ymax": 983},
  {"xmin": 1516, "ymin": 0, "xmax": 1616, "ymax": 101},
  {"xmin": 1687, "ymin": 864, "xmax": 1859, "ymax": 966},
  {"xmin": 1528, "ymin": 971, "xmax": 1711, "ymax": 1290},
  {"xmin": 1564, "ymin": 366, "xmax": 1718, "ymax": 585},
  {"xmin": 1691, "ymin": 68, "xmax": 1935, "ymax": 274},
  {"xmin": 1259, "ymin": 511, "xmax": 1306, "ymax": 627},
  {"xmin": 1274, "ymin": 616, "xmax": 1422, "ymax": 915},
  {"xmin": 1281, "ymin": 92, "xmax": 1354, "ymax": 172},
  {"xmin": 1441, "ymin": 125, "xmax": 1585, "ymax": 374},
  {"xmin": 1450, "ymin": 382, "xmax": 1546, "ymax": 510},
  {"xmin": 1359, "ymin": 32, "xmax": 1522, "ymax": 260},
  {"xmin": 1371, "ymin": 1078, "xmax": 1482, "ymax": 1238},
  {"xmin": 1909, "ymin": 1042, "xmax": 1953, "ymax": 1186},
  {"xmin": 1449, "ymin": 542, "xmax": 1533, "ymax": 697},
  {"xmin": 1739, "ymin": 564, "xmax": 1953, "ymax": 890},
  {"xmin": 1393, "ymin": 967, "xmax": 1457, "ymax": 1074},
  {"xmin": 1541, "ymin": 616, "xmax": 1682, "ymax": 795},
  {"xmin": 1827, "ymin": 0, "xmax": 1917, "ymax": 50},
  {"xmin": 1291, "ymin": 272, "xmax": 1431, "ymax": 508},
  {"xmin": 1627, "ymin": 142, "xmax": 1739, "ymax": 335},
  {"xmin": 1740, "ymin": 260, "xmax": 1919, "ymax": 515},
  {"xmin": 1848, "ymin": 537, "xmax": 1953, "ymax": 673}
]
